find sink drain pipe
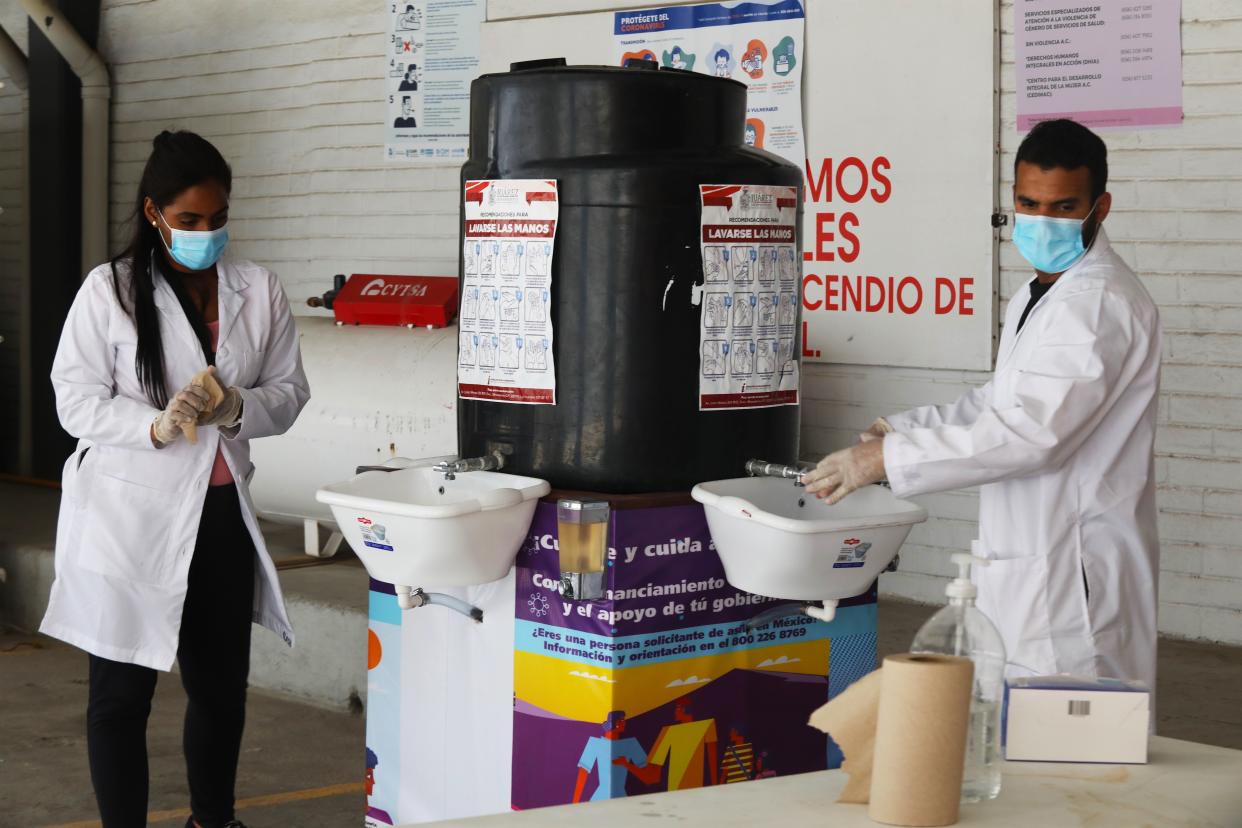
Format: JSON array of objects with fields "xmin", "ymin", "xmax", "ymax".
[
  {"xmin": 745, "ymin": 598, "xmax": 839, "ymax": 630},
  {"xmin": 395, "ymin": 585, "xmax": 483, "ymax": 622}
]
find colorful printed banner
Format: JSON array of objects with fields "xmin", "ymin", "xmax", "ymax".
[
  {"xmin": 612, "ymin": 0, "xmax": 807, "ymax": 167},
  {"xmin": 511, "ymin": 502, "xmax": 876, "ymax": 809}
]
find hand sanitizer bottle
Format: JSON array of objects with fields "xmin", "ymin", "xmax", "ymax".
[{"xmin": 909, "ymin": 544, "xmax": 1006, "ymax": 802}]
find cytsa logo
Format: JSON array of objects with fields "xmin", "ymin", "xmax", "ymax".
[{"xmin": 361, "ymin": 278, "xmax": 429, "ymax": 298}]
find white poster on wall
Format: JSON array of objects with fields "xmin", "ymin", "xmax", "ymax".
[
  {"xmin": 459, "ymin": 180, "xmax": 559, "ymax": 405},
  {"xmin": 797, "ymin": 0, "xmax": 997, "ymax": 369},
  {"xmin": 698, "ymin": 183, "xmax": 801, "ymax": 410},
  {"xmin": 385, "ymin": 0, "xmax": 485, "ymax": 163},
  {"xmin": 611, "ymin": 0, "xmax": 806, "ymax": 168}
]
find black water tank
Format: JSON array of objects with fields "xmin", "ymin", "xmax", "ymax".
[{"xmin": 458, "ymin": 62, "xmax": 803, "ymax": 493}]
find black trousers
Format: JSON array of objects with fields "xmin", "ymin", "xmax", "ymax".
[{"xmin": 87, "ymin": 484, "xmax": 257, "ymax": 828}]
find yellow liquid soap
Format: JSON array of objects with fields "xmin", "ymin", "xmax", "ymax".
[{"xmin": 558, "ymin": 518, "xmax": 607, "ymax": 573}]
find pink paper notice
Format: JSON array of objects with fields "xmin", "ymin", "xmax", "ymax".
[{"xmin": 1016, "ymin": 1, "xmax": 1183, "ymax": 131}]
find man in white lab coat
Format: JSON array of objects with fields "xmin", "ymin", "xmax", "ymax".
[{"xmin": 803, "ymin": 119, "xmax": 1163, "ymax": 693}]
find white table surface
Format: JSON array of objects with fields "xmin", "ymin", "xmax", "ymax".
[{"xmin": 418, "ymin": 736, "xmax": 1242, "ymax": 827}]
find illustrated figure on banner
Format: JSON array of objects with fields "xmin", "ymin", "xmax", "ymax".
[
  {"xmin": 731, "ymin": 246, "xmax": 754, "ymax": 282},
  {"xmin": 618, "ymin": 697, "xmax": 719, "ymax": 791},
  {"xmin": 365, "ymin": 748, "xmax": 395, "ymax": 826},
  {"xmin": 733, "ymin": 293, "xmax": 755, "ymax": 327},
  {"xmin": 702, "ymin": 342, "xmax": 726, "ymax": 377},
  {"xmin": 393, "ymin": 96, "xmax": 416, "ymax": 128},
  {"xmin": 572, "ymin": 711, "xmax": 650, "ymax": 803},
  {"xmin": 704, "ymin": 246, "xmax": 729, "ymax": 282},
  {"xmin": 758, "ymin": 293, "xmax": 777, "ymax": 326},
  {"xmin": 499, "ymin": 335, "xmax": 520, "ymax": 369},
  {"xmin": 526, "ymin": 242, "xmax": 550, "ymax": 275},
  {"xmin": 526, "ymin": 338, "xmax": 548, "ymax": 370},
  {"xmin": 719, "ymin": 727, "xmax": 767, "ymax": 784},
  {"xmin": 500, "ymin": 289, "xmax": 521, "ymax": 322},
  {"xmin": 756, "ymin": 339, "xmax": 776, "ymax": 374},
  {"xmin": 778, "ymin": 292, "xmax": 796, "ymax": 325},
  {"xmin": 731, "ymin": 340, "xmax": 754, "ymax": 376},
  {"xmin": 399, "ymin": 63, "xmax": 420, "ymax": 91},
  {"xmin": 744, "ymin": 119, "xmax": 765, "ymax": 149},
  {"xmin": 396, "ymin": 4, "xmax": 421, "ymax": 31},
  {"xmin": 663, "ymin": 45, "xmax": 695, "ymax": 72},
  {"xmin": 459, "ymin": 333, "xmax": 476, "ymax": 366}
]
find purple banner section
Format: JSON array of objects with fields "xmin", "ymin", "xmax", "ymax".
[
  {"xmin": 513, "ymin": 669, "xmax": 830, "ymax": 809},
  {"xmin": 512, "ymin": 501, "xmax": 877, "ymax": 811},
  {"xmin": 516, "ymin": 503, "xmax": 874, "ymax": 637}
]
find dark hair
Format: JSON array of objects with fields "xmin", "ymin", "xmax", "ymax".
[
  {"xmin": 1015, "ymin": 118, "xmax": 1108, "ymax": 203},
  {"xmin": 715, "ymin": 49, "xmax": 729, "ymax": 61},
  {"xmin": 111, "ymin": 130, "xmax": 232, "ymax": 409}
]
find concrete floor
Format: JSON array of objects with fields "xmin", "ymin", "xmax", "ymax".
[
  {"xmin": 0, "ymin": 630, "xmax": 367, "ymax": 828},
  {"xmin": 4, "ymin": 598, "xmax": 1240, "ymax": 827}
]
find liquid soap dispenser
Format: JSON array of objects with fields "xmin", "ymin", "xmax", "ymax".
[
  {"xmin": 557, "ymin": 498, "xmax": 609, "ymax": 600},
  {"xmin": 910, "ymin": 544, "xmax": 1006, "ymax": 802}
]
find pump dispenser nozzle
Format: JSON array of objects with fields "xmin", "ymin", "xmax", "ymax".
[{"xmin": 946, "ymin": 544, "xmax": 990, "ymax": 602}]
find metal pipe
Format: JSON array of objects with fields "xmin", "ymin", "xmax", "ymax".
[
  {"xmin": 0, "ymin": 24, "xmax": 28, "ymax": 90},
  {"xmin": 745, "ymin": 459, "xmax": 804, "ymax": 481},
  {"xmin": 20, "ymin": 0, "xmax": 110, "ymax": 275}
]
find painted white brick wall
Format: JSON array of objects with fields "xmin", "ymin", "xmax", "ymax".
[
  {"xmin": 99, "ymin": 0, "xmax": 462, "ymax": 314},
  {"xmin": 0, "ymin": 6, "xmax": 28, "ymax": 471},
  {"xmin": 804, "ymin": 0, "xmax": 1242, "ymax": 644},
  {"xmin": 88, "ymin": 0, "xmax": 1241, "ymax": 643}
]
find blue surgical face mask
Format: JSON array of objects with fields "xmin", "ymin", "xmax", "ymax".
[
  {"xmin": 157, "ymin": 209, "xmax": 229, "ymax": 271},
  {"xmin": 1011, "ymin": 201, "xmax": 1099, "ymax": 274}
]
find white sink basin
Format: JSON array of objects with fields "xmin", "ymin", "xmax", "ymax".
[
  {"xmin": 316, "ymin": 461, "xmax": 549, "ymax": 589},
  {"xmin": 691, "ymin": 478, "xmax": 927, "ymax": 619}
]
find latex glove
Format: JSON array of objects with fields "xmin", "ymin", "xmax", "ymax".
[
  {"xmin": 802, "ymin": 439, "xmax": 887, "ymax": 505},
  {"xmin": 194, "ymin": 367, "xmax": 243, "ymax": 429},
  {"xmin": 858, "ymin": 417, "xmax": 894, "ymax": 443},
  {"xmin": 151, "ymin": 383, "xmax": 212, "ymax": 447}
]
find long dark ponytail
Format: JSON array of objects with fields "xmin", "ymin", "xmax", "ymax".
[{"xmin": 111, "ymin": 130, "xmax": 232, "ymax": 409}]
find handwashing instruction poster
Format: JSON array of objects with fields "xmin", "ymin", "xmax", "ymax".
[
  {"xmin": 459, "ymin": 179, "xmax": 558, "ymax": 405},
  {"xmin": 698, "ymin": 184, "xmax": 800, "ymax": 410},
  {"xmin": 385, "ymin": 0, "xmax": 485, "ymax": 162},
  {"xmin": 612, "ymin": 0, "xmax": 806, "ymax": 167},
  {"xmin": 1015, "ymin": 0, "xmax": 1183, "ymax": 130}
]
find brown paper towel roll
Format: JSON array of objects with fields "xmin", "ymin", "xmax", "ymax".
[{"xmin": 869, "ymin": 653, "xmax": 974, "ymax": 827}]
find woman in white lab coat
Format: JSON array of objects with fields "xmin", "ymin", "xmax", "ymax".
[{"xmin": 40, "ymin": 131, "xmax": 310, "ymax": 828}]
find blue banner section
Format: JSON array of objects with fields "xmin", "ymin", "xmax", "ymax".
[
  {"xmin": 614, "ymin": 1, "xmax": 804, "ymax": 36},
  {"xmin": 369, "ymin": 589, "xmax": 403, "ymax": 627},
  {"xmin": 516, "ymin": 603, "xmax": 875, "ymax": 670}
]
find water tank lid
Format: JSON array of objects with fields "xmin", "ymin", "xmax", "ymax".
[{"xmin": 510, "ymin": 57, "xmax": 568, "ymax": 72}]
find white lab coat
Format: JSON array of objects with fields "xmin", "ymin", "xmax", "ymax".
[
  {"xmin": 40, "ymin": 257, "xmax": 311, "ymax": 671},
  {"xmin": 882, "ymin": 229, "xmax": 1162, "ymax": 692}
]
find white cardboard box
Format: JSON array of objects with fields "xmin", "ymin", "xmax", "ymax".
[{"xmin": 1004, "ymin": 676, "xmax": 1150, "ymax": 764}]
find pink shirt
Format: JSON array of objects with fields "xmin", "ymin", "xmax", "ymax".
[{"xmin": 206, "ymin": 320, "xmax": 234, "ymax": 487}]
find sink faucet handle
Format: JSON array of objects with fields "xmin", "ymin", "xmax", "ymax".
[{"xmin": 745, "ymin": 459, "xmax": 802, "ymax": 481}]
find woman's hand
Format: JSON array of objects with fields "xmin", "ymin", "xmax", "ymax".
[
  {"xmin": 195, "ymin": 367, "xmax": 243, "ymax": 429},
  {"xmin": 151, "ymin": 383, "xmax": 212, "ymax": 447}
]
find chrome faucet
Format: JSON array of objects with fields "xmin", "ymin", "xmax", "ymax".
[
  {"xmin": 745, "ymin": 459, "xmax": 807, "ymax": 485},
  {"xmin": 433, "ymin": 450, "xmax": 505, "ymax": 480}
]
